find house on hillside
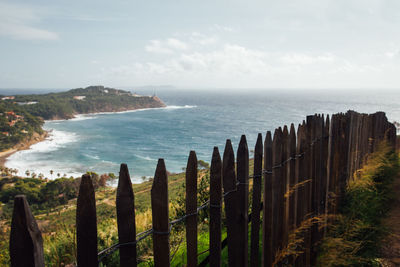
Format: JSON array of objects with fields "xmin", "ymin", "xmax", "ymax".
[
  {"xmin": 73, "ymin": 96, "xmax": 86, "ymax": 100},
  {"xmin": 1, "ymin": 96, "xmax": 15, "ymax": 100},
  {"xmin": 16, "ymin": 101, "xmax": 38, "ymax": 105}
]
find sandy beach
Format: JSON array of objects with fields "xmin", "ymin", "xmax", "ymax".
[{"xmin": 0, "ymin": 131, "xmax": 48, "ymax": 167}]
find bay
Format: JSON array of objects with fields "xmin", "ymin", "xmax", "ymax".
[{"xmin": 5, "ymin": 89, "xmax": 400, "ymax": 182}]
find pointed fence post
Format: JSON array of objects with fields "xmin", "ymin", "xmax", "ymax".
[
  {"xmin": 262, "ymin": 131, "xmax": 273, "ymax": 267},
  {"xmin": 282, "ymin": 126, "xmax": 289, "ymax": 249},
  {"xmin": 209, "ymin": 147, "xmax": 222, "ymax": 267},
  {"xmin": 250, "ymin": 133, "xmax": 263, "ymax": 267},
  {"xmin": 288, "ymin": 124, "xmax": 297, "ymax": 233},
  {"xmin": 151, "ymin": 159, "xmax": 170, "ymax": 267},
  {"xmin": 10, "ymin": 195, "xmax": 44, "ymax": 267},
  {"xmin": 272, "ymin": 128, "xmax": 283, "ymax": 264},
  {"xmin": 295, "ymin": 123, "xmax": 307, "ymax": 267},
  {"xmin": 237, "ymin": 135, "xmax": 249, "ymax": 267},
  {"xmin": 76, "ymin": 174, "xmax": 98, "ymax": 267},
  {"xmin": 223, "ymin": 139, "xmax": 240, "ymax": 267},
  {"xmin": 304, "ymin": 116, "xmax": 314, "ymax": 266},
  {"xmin": 186, "ymin": 151, "xmax": 198, "ymax": 267},
  {"xmin": 116, "ymin": 164, "xmax": 137, "ymax": 267},
  {"xmin": 321, "ymin": 116, "xmax": 329, "ymax": 238}
]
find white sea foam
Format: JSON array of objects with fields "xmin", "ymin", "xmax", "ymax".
[
  {"xmin": 45, "ymin": 114, "xmax": 96, "ymax": 123},
  {"xmin": 45, "ymin": 105, "xmax": 197, "ymax": 123},
  {"xmin": 90, "ymin": 105, "xmax": 196, "ymax": 115},
  {"xmin": 5, "ymin": 129, "xmax": 81, "ymax": 178},
  {"xmin": 163, "ymin": 105, "xmax": 197, "ymax": 109},
  {"xmin": 83, "ymin": 153, "xmax": 100, "ymax": 160},
  {"xmin": 69, "ymin": 114, "xmax": 96, "ymax": 121},
  {"xmin": 135, "ymin": 154, "xmax": 156, "ymax": 161}
]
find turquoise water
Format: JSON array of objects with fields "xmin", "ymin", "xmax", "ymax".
[{"xmin": 5, "ymin": 89, "xmax": 400, "ymax": 182}]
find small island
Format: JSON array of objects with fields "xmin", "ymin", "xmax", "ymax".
[{"xmin": 0, "ymin": 85, "xmax": 166, "ymax": 154}]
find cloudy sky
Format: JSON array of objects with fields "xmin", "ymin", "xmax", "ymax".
[{"xmin": 0, "ymin": 0, "xmax": 399, "ymax": 89}]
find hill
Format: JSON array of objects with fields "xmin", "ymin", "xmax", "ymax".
[
  {"xmin": 3, "ymin": 85, "xmax": 166, "ymax": 120},
  {"xmin": 0, "ymin": 86, "xmax": 166, "ymax": 151}
]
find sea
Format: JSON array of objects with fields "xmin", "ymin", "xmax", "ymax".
[{"xmin": 3, "ymin": 88, "xmax": 400, "ymax": 183}]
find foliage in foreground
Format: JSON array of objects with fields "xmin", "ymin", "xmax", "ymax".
[{"xmin": 317, "ymin": 141, "xmax": 399, "ymax": 266}]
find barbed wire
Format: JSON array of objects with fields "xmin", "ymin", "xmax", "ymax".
[{"xmin": 98, "ymin": 134, "xmax": 328, "ymax": 264}]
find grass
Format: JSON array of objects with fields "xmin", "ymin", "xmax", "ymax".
[
  {"xmin": 317, "ymin": 141, "xmax": 399, "ymax": 266},
  {"xmin": 9, "ymin": 141, "xmax": 398, "ymax": 267}
]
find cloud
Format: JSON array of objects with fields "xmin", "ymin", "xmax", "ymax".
[
  {"xmin": 145, "ymin": 38, "xmax": 188, "ymax": 54},
  {"xmin": 190, "ymin": 32, "xmax": 218, "ymax": 46},
  {"xmin": 145, "ymin": 40, "xmax": 173, "ymax": 54},
  {"xmin": 280, "ymin": 53, "xmax": 336, "ymax": 65},
  {"xmin": 166, "ymin": 38, "xmax": 188, "ymax": 50},
  {"xmin": 212, "ymin": 24, "xmax": 235, "ymax": 33},
  {"xmin": 385, "ymin": 49, "xmax": 400, "ymax": 59},
  {"xmin": 99, "ymin": 31, "xmax": 397, "ymax": 88},
  {"xmin": 0, "ymin": 2, "xmax": 58, "ymax": 41}
]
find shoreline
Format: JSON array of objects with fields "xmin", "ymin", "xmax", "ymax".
[
  {"xmin": 0, "ymin": 131, "xmax": 49, "ymax": 167},
  {"xmin": 0, "ymin": 104, "xmax": 195, "ymax": 175},
  {"xmin": 44, "ymin": 104, "xmax": 194, "ymax": 122},
  {"xmin": 1, "ymin": 106, "xmax": 169, "ymax": 165}
]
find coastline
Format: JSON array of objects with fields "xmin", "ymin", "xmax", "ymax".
[
  {"xmin": 45, "ymin": 105, "xmax": 172, "ymax": 122},
  {"xmin": 0, "ymin": 131, "xmax": 48, "ymax": 167},
  {"xmin": 0, "ymin": 104, "xmax": 195, "ymax": 176},
  {"xmin": 44, "ymin": 104, "xmax": 194, "ymax": 122},
  {"xmin": 0, "ymin": 105, "xmax": 169, "ymax": 169}
]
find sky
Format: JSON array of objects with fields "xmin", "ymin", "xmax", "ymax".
[{"xmin": 0, "ymin": 0, "xmax": 399, "ymax": 90}]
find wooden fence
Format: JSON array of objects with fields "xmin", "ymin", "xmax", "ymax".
[{"xmin": 9, "ymin": 110, "xmax": 397, "ymax": 267}]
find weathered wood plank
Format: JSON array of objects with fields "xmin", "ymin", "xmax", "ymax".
[
  {"xmin": 223, "ymin": 139, "xmax": 240, "ymax": 267},
  {"xmin": 151, "ymin": 159, "xmax": 170, "ymax": 267},
  {"xmin": 304, "ymin": 116, "xmax": 314, "ymax": 266},
  {"xmin": 76, "ymin": 174, "xmax": 98, "ymax": 267},
  {"xmin": 322, "ymin": 115, "xmax": 330, "ymax": 237},
  {"xmin": 209, "ymin": 147, "xmax": 222, "ymax": 267},
  {"xmin": 250, "ymin": 133, "xmax": 263, "ymax": 267},
  {"xmin": 272, "ymin": 128, "xmax": 283, "ymax": 263},
  {"xmin": 10, "ymin": 195, "xmax": 44, "ymax": 267},
  {"xmin": 282, "ymin": 125, "xmax": 289, "ymax": 249},
  {"xmin": 288, "ymin": 124, "xmax": 297, "ymax": 234},
  {"xmin": 186, "ymin": 151, "xmax": 198, "ymax": 267},
  {"xmin": 116, "ymin": 163, "xmax": 137, "ymax": 267},
  {"xmin": 237, "ymin": 135, "xmax": 249, "ymax": 267},
  {"xmin": 262, "ymin": 131, "xmax": 273, "ymax": 267},
  {"xmin": 295, "ymin": 123, "xmax": 306, "ymax": 267}
]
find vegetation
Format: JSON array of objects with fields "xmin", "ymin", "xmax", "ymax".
[
  {"xmin": 0, "ymin": 85, "xmax": 164, "ymax": 151},
  {"xmin": 317, "ymin": 141, "xmax": 399, "ymax": 266},
  {"xmin": 1, "ymin": 140, "xmax": 398, "ymax": 266},
  {"xmin": 0, "ymin": 101, "xmax": 44, "ymax": 151},
  {"xmin": 9, "ymin": 85, "xmax": 165, "ymax": 120}
]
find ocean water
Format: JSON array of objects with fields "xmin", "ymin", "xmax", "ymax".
[{"xmin": 5, "ymin": 89, "xmax": 400, "ymax": 182}]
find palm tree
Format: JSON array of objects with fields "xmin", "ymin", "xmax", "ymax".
[{"xmin": 50, "ymin": 170, "xmax": 54, "ymax": 178}]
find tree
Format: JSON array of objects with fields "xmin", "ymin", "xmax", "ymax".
[
  {"xmin": 50, "ymin": 170, "xmax": 54, "ymax": 178},
  {"xmin": 25, "ymin": 170, "xmax": 30, "ymax": 177}
]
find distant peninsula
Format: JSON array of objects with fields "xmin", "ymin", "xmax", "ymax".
[
  {"xmin": 5, "ymin": 85, "xmax": 166, "ymax": 120},
  {"xmin": 0, "ymin": 85, "xmax": 166, "ymax": 153}
]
